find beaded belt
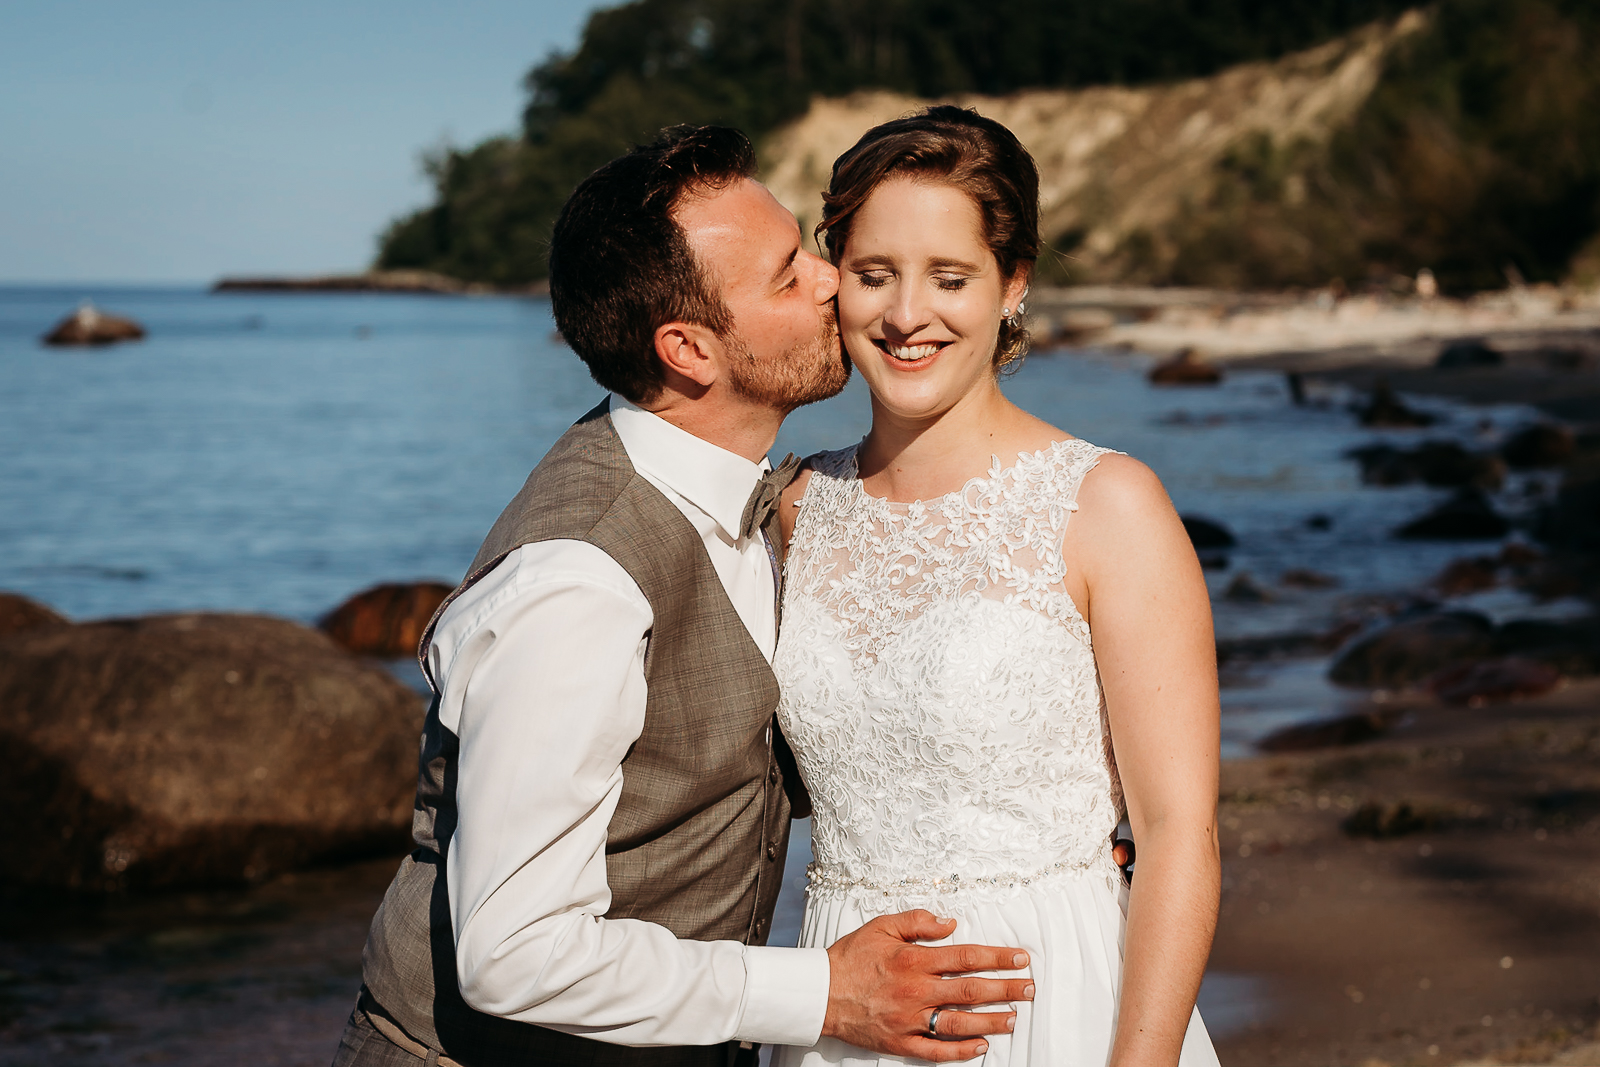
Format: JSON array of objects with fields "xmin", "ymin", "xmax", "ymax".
[{"xmin": 805, "ymin": 850, "xmax": 1113, "ymax": 899}]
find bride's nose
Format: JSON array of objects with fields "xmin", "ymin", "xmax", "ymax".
[{"xmin": 881, "ymin": 288, "xmax": 931, "ymax": 339}]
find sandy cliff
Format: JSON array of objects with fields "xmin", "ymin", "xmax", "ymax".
[{"xmin": 761, "ymin": 12, "xmax": 1427, "ymax": 283}]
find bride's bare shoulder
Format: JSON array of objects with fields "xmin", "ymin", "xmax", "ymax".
[{"xmin": 1075, "ymin": 451, "xmax": 1184, "ymax": 535}]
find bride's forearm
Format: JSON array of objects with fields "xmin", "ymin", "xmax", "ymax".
[{"xmin": 1108, "ymin": 818, "xmax": 1220, "ymax": 1067}]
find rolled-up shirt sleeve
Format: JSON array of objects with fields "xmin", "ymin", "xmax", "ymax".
[{"xmin": 428, "ymin": 540, "xmax": 829, "ymax": 1048}]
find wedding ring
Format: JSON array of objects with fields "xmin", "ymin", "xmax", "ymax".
[{"xmin": 927, "ymin": 1008, "xmax": 942, "ymax": 1037}]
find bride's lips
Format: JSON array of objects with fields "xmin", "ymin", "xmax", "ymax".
[{"xmin": 873, "ymin": 337, "xmax": 949, "ymax": 370}]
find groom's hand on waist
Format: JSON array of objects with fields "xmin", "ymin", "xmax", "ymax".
[{"xmin": 821, "ymin": 910, "xmax": 1033, "ymax": 1062}]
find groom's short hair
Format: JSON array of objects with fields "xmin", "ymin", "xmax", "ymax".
[{"xmin": 550, "ymin": 125, "xmax": 757, "ymax": 404}]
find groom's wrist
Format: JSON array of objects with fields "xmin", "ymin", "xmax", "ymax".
[{"xmin": 733, "ymin": 945, "xmax": 831, "ymax": 1046}]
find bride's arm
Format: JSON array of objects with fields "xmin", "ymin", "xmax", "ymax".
[{"xmin": 1072, "ymin": 454, "xmax": 1221, "ymax": 1067}]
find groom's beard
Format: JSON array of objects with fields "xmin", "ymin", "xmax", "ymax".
[{"xmin": 726, "ymin": 305, "xmax": 850, "ymax": 416}]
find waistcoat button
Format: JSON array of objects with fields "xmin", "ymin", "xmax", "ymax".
[
  {"xmin": 766, "ymin": 844, "xmax": 778, "ymax": 861},
  {"xmin": 768, "ymin": 767, "xmax": 779, "ymax": 784}
]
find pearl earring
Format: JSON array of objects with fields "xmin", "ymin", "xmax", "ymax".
[{"xmin": 1002, "ymin": 307, "xmax": 1011, "ymax": 318}]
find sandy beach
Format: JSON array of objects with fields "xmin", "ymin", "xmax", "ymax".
[{"xmin": 1211, "ymin": 679, "xmax": 1600, "ymax": 1065}]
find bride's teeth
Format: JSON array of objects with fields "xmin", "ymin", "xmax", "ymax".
[{"xmin": 889, "ymin": 343, "xmax": 937, "ymax": 362}]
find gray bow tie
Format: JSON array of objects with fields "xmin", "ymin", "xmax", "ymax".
[{"xmin": 740, "ymin": 453, "xmax": 801, "ymax": 541}]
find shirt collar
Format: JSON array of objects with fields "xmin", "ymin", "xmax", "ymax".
[{"xmin": 609, "ymin": 395, "xmax": 770, "ymax": 542}]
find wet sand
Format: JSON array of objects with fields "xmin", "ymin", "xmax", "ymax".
[
  {"xmin": 0, "ymin": 858, "xmax": 391, "ymax": 1066},
  {"xmin": 1210, "ymin": 679, "xmax": 1600, "ymax": 1066}
]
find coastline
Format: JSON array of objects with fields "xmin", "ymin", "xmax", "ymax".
[{"xmin": 211, "ymin": 270, "xmax": 547, "ymax": 296}]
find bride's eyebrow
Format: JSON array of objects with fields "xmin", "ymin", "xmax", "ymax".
[{"xmin": 927, "ymin": 256, "xmax": 982, "ymax": 272}]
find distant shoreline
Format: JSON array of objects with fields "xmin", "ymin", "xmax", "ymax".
[{"xmin": 212, "ymin": 269, "xmax": 547, "ymax": 296}]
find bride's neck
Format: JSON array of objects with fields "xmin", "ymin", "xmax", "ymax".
[{"xmin": 859, "ymin": 377, "xmax": 1024, "ymax": 501}]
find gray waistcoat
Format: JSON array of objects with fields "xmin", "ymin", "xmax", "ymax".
[{"xmin": 358, "ymin": 401, "xmax": 806, "ymax": 1066}]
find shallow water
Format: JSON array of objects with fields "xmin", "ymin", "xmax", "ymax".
[{"xmin": 1, "ymin": 286, "xmax": 1566, "ymax": 1060}]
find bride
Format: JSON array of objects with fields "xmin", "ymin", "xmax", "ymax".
[{"xmin": 773, "ymin": 107, "xmax": 1222, "ymax": 1066}]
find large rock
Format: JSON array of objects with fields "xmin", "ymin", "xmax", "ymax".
[
  {"xmin": 1395, "ymin": 488, "xmax": 1510, "ymax": 540},
  {"xmin": 320, "ymin": 581, "xmax": 453, "ymax": 658},
  {"xmin": 0, "ymin": 613, "xmax": 425, "ymax": 891},
  {"xmin": 0, "ymin": 592, "xmax": 68, "ymax": 639},
  {"xmin": 41, "ymin": 304, "xmax": 146, "ymax": 346},
  {"xmin": 1328, "ymin": 611, "xmax": 1495, "ymax": 688}
]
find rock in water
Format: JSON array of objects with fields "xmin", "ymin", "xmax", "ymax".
[
  {"xmin": 1501, "ymin": 423, "xmax": 1575, "ymax": 469},
  {"xmin": 1181, "ymin": 515, "xmax": 1236, "ymax": 549},
  {"xmin": 1358, "ymin": 380, "xmax": 1433, "ymax": 428},
  {"xmin": 1435, "ymin": 338, "xmax": 1502, "ymax": 368},
  {"xmin": 1395, "ymin": 488, "xmax": 1510, "ymax": 540},
  {"xmin": 1428, "ymin": 656, "xmax": 1561, "ymax": 706},
  {"xmin": 1347, "ymin": 441, "xmax": 1504, "ymax": 490},
  {"xmin": 1431, "ymin": 556, "xmax": 1499, "ymax": 595},
  {"xmin": 1180, "ymin": 514, "xmax": 1235, "ymax": 568},
  {"xmin": 41, "ymin": 303, "xmax": 146, "ymax": 346},
  {"xmin": 0, "ymin": 613, "xmax": 425, "ymax": 891},
  {"xmin": 1222, "ymin": 572, "xmax": 1272, "ymax": 603},
  {"xmin": 1328, "ymin": 611, "xmax": 1495, "ymax": 688},
  {"xmin": 0, "ymin": 592, "xmax": 68, "ymax": 639},
  {"xmin": 1148, "ymin": 348, "xmax": 1222, "ymax": 385},
  {"xmin": 1258, "ymin": 712, "xmax": 1390, "ymax": 753},
  {"xmin": 1538, "ymin": 473, "xmax": 1600, "ymax": 552},
  {"xmin": 320, "ymin": 581, "xmax": 453, "ymax": 658}
]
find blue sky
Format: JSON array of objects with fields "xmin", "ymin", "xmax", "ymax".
[{"xmin": 0, "ymin": 1, "xmax": 609, "ymax": 282}]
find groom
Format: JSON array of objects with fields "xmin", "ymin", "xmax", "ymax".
[{"xmin": 332, "ymin": 125, "xmax": 1034, "ymax": 1067}]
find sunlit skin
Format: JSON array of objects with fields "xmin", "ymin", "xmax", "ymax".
[
  {"xmin": 781, "ymin": 175, "xmax": 1221, "ymax": 1066},
  {"xmin": 642, "ymin": 177, "xmax": 844, "ymax": 461},
  {"xmin": 648, "ymin": 175, "xmax": 1037, "ymax": 1064}
]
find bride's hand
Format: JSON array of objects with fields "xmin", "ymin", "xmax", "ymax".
[{"xmin": 821, "ymin": 910, "xmax": 1033, "ymax": 1062}]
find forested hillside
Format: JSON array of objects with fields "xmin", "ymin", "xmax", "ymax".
[{"xmin": 376, "ymin": 0, "xmax": 1600, "ymax": 292}]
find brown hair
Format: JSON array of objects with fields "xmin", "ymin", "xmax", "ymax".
[
  {"xmin": 817, "ymin": 105, "xmax": 1040, "ymax": 369},
  {"xmin": 549, "ymin": 125, "xmax": 755, "ymax": 403}
]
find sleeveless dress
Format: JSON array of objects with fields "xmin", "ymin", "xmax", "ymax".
[{"xmin": 772, "ymin": 440, "xmax": 1218, "ymax": 1067}]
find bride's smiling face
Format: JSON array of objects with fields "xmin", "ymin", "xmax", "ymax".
[{"xmin": 836, "ymin": 176, "xmax": 1028, "ymax": 422}]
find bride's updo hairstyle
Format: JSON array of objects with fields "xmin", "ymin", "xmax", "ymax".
[{"xmin": 817, "ymin": 105, "xmax": 1040, "ymax": 369}]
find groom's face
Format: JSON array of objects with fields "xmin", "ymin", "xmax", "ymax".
[{"xmin": 675, "ymin": 178, "xmax": 849, "ymax": 414}]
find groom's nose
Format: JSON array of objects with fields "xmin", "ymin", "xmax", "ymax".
[{"xmin": 805, "ymin": 250, "xmax": 839, "ymax": 304}]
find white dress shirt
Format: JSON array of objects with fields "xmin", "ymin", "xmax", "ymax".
[{"xmin": 425, "ymin": 395, "xmax": 829, "ymax": 1048}]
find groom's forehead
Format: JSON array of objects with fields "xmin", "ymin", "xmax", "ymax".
[{"xmin": 674, "ymin": 178, "xmax": 799, "ymax": 266}]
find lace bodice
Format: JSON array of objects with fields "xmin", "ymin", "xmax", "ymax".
[{"xmin": 774, "ymin": 439, "xmax": 1125, "ymax": 911}]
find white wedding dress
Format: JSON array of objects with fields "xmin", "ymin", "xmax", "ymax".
[{"xmin": 772, "ymin": 440, "xmax": 1218, "ymax": 1067}]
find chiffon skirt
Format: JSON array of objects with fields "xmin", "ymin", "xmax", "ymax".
[{"xmin": 772, "ymin": 861, "xmax": 1218, "ymax": 1067}]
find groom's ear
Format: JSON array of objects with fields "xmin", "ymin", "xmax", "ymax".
[{"xmin": 653, "ymin": 321, "xmax": 725, "ymax": 389}]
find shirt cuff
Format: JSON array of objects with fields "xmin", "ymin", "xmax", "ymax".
[{"xmin": 732, "ymin": 945, "xmax": 831, "ymax": 1047}]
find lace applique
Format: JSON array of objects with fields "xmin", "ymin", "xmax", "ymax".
[{"xmin": 775, "ymin": 440, "xmax": 1126, "ymax": 910}]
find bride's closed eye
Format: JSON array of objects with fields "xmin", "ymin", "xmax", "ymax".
[{"xmin": 853, "ymin": 271, "xmax": 971, "ymax": 292}]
